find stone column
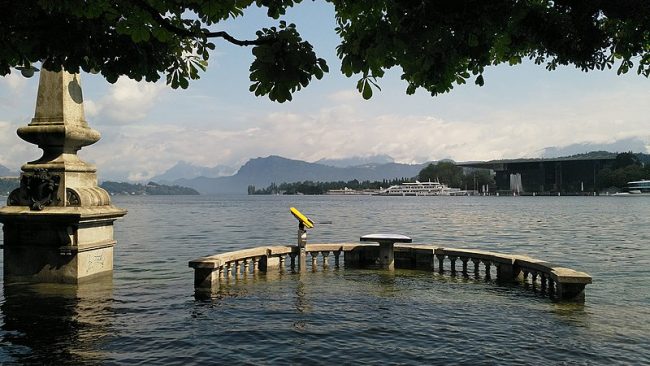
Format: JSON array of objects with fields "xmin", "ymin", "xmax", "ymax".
[
  {"xmin": 378, "ymin": 242, "xmax": 395, "ymax": 270},
  {"xmin": 0, "ymin": 70, "xmax": 127, "ymax": 283}
]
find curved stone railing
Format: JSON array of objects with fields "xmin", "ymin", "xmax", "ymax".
[
  {"xmin": 433, "ymin": 248, "xmax": 592, "ymax": 302},
  {"xmin": 189, "ymin": 243, "xmax": 592, "ymax": 302},
  {"xmin": 189, "ymin": 243, "xmax": 356, "ymax": 287}
]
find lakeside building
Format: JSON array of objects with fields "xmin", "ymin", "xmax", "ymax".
[
  {"xmin": 459, "ymin": 156, "xmax": 616, "ymax": 195},
  {"xmin": 326, "ymin": 187, "xmax": 377, "ymax": 195}
]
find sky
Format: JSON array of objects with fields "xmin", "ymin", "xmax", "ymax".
[{"xmin": 0, "ymin": 2, "xmax": 649, "ymax": 181}]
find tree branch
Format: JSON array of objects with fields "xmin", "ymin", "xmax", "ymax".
[
  {"xmin": 131, "ymin": 0, "xmax": 268, "ymax": 46},
  {"xmin": 204, "ymin": 31, "xmax": 268, "ymax": 46}
]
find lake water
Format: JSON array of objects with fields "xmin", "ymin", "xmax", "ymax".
[{"xmin": 1, "ymin": 195, "xmax": 649, "ymax": 365}]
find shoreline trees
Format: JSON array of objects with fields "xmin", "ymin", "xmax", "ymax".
[{"xmin": 597, "ymin": 152, "xmax": 650, "ymax": 190}]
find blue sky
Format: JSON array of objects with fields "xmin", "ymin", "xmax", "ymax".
[{"xmin": 0, "ymin": 2, "xmax": 649, "ymax": 181}]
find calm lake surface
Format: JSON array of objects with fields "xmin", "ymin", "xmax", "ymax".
[{"xmin": 1, "ymin": 195, "xmax": 649, "ymax": 365}]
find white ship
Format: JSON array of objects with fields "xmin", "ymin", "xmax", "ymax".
[
  {"xmin": 613, "ymin": 179, "xmax": 650, "ymax": 196},
  {"xmin": 374, "ymin": 180, "xmax": 465, "ymax": 196}
]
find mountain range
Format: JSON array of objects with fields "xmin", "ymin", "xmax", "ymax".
[
  {"xmin": 539, "ymin": 138, "xmax": 648, "ymax": 158},
  {"xmin": 0, "ymin": 164, "xmax": 17, "ymax": 177},
  {"xmin": 151, "ymin": 161, "xmax": 236, "ymax": 182},
  {"xmin": 315, "ymin": 154, "xmax": 395, "ymax": 168},
  {"xmin": 168, "ymin": 155, "xmax": 428, "ymax": 194}
]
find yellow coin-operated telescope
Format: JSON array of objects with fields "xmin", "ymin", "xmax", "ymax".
[
  {"xmin": 290, "ymin": 207, "xmax": 314, "ymax": 271},
  {"xmin": 290, "ymin": 207, "xmax": 314, "ymax": 229}
]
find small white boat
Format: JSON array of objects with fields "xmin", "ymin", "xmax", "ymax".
[{"xmin": 613, "ymin": 179, "xmax": 650, "ymax": 196}]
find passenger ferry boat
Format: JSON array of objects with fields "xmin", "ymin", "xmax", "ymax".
[
  {"xmin": 614, "ymin": 179, "xmax": 650, "ymax": 196},
  {"xmin": 374, "ymin": 180, "xmax": 465, "ymax": 196}
]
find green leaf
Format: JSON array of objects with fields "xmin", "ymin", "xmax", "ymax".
[
  {"xmin": 362, "ymin": 81, "xmax": 372, "ymax": 99},
  {"xmin": 475, "ymin": 74, "xmax": 484, "ymax": 86},
  {"xmin": 179, "ymin": 76, "xmax": 189, "ymax": 89}
]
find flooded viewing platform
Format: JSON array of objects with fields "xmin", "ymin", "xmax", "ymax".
[{"xmin": 190, "ymin": 242, "xmax": 592, "ymax": 302}]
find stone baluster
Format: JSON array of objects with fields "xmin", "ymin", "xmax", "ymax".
[
  {"xmin": 531, "ymin": 271, "xmax": 538, "ymax": 290},
  {"xmin": 471, "ymin": 258, "xmax": 481, "ymax": 277},
  {"xmin": 523, "ymin": 269, "xmax": 530, "ymax": 287},
  {"xmin": 548, "ymin": 279, "xmax": 556, "ymax": 299},
  {"xmin": 225, "ymin": 262, "xmax": 232, "ymax": 278},
  {"xmin": 521, "ymin": 268, "xmax": 529, "ymax": 284},
  {"xmin": 482, "ymin": 260, "xmax": 492, "ymax": 279},
  {"xmin": 310, "ymin": 251, "xmax": 319, "ymax": 270},
  {"xmin": 252, "ymin": 257, "xmax": 260, "ymax": 273},
  {"xmin": 460, "ymin": 257, "xmax": 469, "ymax": 276},
  {"xmin": 334, "ymin": 251, "xmax": 341, "ymax": 268},
  {"xmin": 279, "ymin": 255, "xmax": 286, "ymax": 269},
  {"xmin": 289, "ymin": 253, "xmax": 297, "ymax": 271},
  {"xmin": 218, "ymin": 266, "xmax": 225, "ymax": 279},
  {"xmin": 322, "ymin": 251, "xmax": 330, "ymax": 268},
  {"xmin": 540, "ymin": 273, "xmax": 548, "ymax": 292},
  {"xmin": 449, "ymin": 256, "xmax": 457, "ymax": 275},
  {"xmin": 243, "ymin": 258, "xmax": 250, "ymax": 275},
  {"xmin": 436, "ymin": 254, "xmax": 445, "ymax": 273},
  {"xmin": 234, "ymin": 261, "xmax": 241, "ymax": 276}
]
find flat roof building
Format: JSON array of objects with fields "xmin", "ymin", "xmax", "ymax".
[{"xmin": 459, "ymin": 156, "xmax": 616, "ymax": 194}]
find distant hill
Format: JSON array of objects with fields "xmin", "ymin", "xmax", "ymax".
[
  {"xmin": 0, "ymin": 164, "xmax": 17, "ymax": 177},
  {"xmin": 540, "ymin": 138, "xmax": 647, "ymax": 158},
  {"xmin": 151, "ymin": 161, "xmax": 236, "ymax": 183},
  {"xmin": 543, "ymin": 150, "xmax": 649, "ymax": 164},
  {"xmin": 636, "ymin": 153, "xmax": 650, "ymax": 165},
  {"xmin": 171, "ymin": 155, "xmax": 426, "ymax": 194},
  {"xmin": 315, "ymin": 154, "xmax": 394, "ymax": 168},
  {"xmin": 0, "ymin": 177, "xmax": 19, "ymax": 195},
  {"xmin": 100, "ymin": 181, "xmax": 199, "ymax": 195},
  {"xmin": 560, "ymin": 151, "xmax": 617, "ymax": 159}
]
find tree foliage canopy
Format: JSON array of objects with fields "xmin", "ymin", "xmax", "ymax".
[
  {"xmin": 2, "ymin": 0, "xmax": 649, "ymax": 101},
  {"xmin": 598, "ymin": 152, "xmax": 650, "ymax": 189}
]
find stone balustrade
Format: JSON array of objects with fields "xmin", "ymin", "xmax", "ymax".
[
  {"xmin": 189, "ymin": 243, "xmax": 592, "ymax": 302},
  {"xmin": 433, "ymin": 248, "xmax": 593, "ymax": 302},
  {"xmin": 189, "ymin": 244, "xmax": 356, "ymax": 289}
]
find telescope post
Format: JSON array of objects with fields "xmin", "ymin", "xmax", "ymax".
[{"xmin": 298, "ymin": 222, "xmax": 307, "ymax": 272}]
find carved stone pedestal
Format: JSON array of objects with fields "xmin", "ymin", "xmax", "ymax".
[
  {"xmin": 1, "ymin": 207, "xmax": 125, "ymax": 283},
  {"xmin": 0, "ymin": 70, "xmax": 126, "ymax": 283}
]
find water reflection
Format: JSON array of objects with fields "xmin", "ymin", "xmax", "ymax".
[
  {"xmin": 550, "ymin": 302, "xmax": 590, "ymax": 327},
  {"xmin": 2, "ymin": 195, "xmax": 648, "ymax": 364},
  {"xmin": 1, "ymin": 277, "xmax": 114, "ymax": 365},
  {"xmin": 292, "ymin": 279, "xmax": 310, "ymax": 331}
]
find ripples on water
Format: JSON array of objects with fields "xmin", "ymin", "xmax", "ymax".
[{"xmin": 1, "ymin": 195, "xmax": 649, "ymax": 364}]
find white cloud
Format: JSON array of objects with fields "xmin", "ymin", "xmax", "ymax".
[
  {"xmin": 0, "ymin": 73, "xmax": 28, "ymax": 92},
  {"xmin": 327, "ymin": 89, "xmax": 361, "ymax": 103},
  {"xmin": 86, "ymin": 77, "xmax": 167, "ymax": 124},
  {"xmin": 80, "ymin": 90, "xmax": 650, "ymax": 181},
  {"xmin": 0, "ymin": 120, "xmax": 35, "ymax": 169},
  {"xmin": 83, "ymin": 99, "xmax": 100, "ymax": 117},
  {"xmin": 2, "ymin": 60, "xmax": 649, "ymax": 182}
]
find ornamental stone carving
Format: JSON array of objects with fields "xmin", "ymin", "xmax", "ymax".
[{"xmin": 8, "ymin": 168, "xmax": 60, "ymax": 210}]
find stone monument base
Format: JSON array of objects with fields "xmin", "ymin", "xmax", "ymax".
[{"xmin": 1, "ymin": 206, "xmax": 126, "ymax": 283}]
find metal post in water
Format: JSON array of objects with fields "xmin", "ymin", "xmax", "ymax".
[
  {"xmin": 290, "ymin": 207, "xmax": 314, "ymax": 273},
  {"xmin": 298, "ymin": 221, "xmax": 307, "ymax": 272}
]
